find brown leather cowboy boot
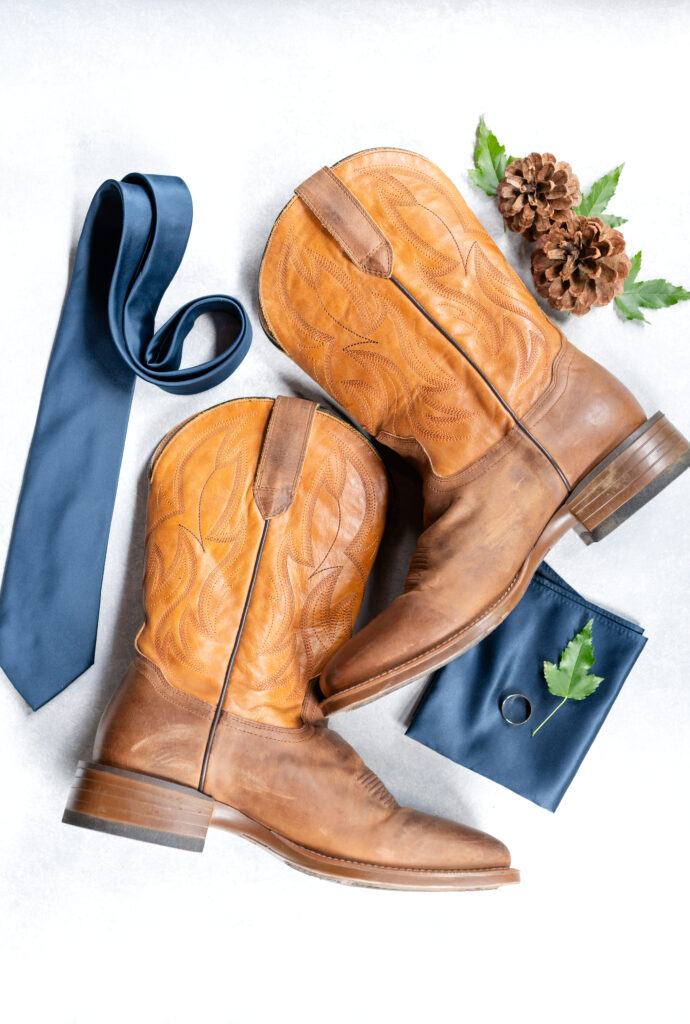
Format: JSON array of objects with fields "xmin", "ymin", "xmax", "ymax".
[
  {"xmin": 258, "ymin": 148, "xmax": 690, "ymax": 714},
  {"xmin": 63, "ymin": 396, "xmax": 518, "ymax": 891}
]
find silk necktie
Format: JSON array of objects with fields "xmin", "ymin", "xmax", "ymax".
[{"xmin": 0, "ymin": 173, "xmax": 252, "ymax": 710}]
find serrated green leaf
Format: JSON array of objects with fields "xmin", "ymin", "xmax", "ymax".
[
  {"xmin": 575, "ymin": 164, "xmax": 624, "ymax": 218},
  {"xmin": 614, "ymin": 292, "xmax": 649, "ymax": 323},
  {"xmin": 627, "ymin": 250, "xmax": 642, "ymax": 285},
  {"xmin": 630, "ymin": 279, "xmax": 690, "ymax": 307},
  {"xmin": 468, "ymin": 116, "xmax": 514, "ymax": 197},
  {"xmin": 600, "ymin": 213, "xmax": 628, "ymax": 228},
  {"xmin": 543, "ymin": 620, "xmax": 603, "ymax": 700},
  {"xmin": 532, "ymin": 620, "xmax": 604, "ymax": 736},
  {"xmin": 615, "ymin": 252, "xmax": 690, "ymax": 323}
]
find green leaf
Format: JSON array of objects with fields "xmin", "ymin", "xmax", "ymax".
[
  {"xmin": 575, "ymin": 164, "xmax": 624, "ymax": 218},
  {"xmin": 600, "ymin": 213, "xmax": 628, "ymax": 228},
  {"xmin": 614, "ymin": 251, "xmax": 690, "ymax": 324},
  {"xmin": 627, "ymin": 250, "xmax": 642, "ymax": 285},
  {"xmin": 543, "ymin": 620, "xmax": 603, "ymax": 700},
  {"xmin": 615, "ymin": 292, "xmax": 649, "ymax": 323},
  {"xmin": 531, "ymin": 619, "xmax": 604, "ymax": 736},
  {"xmin": 468, "ymin": 116, "xmax": 515, "ymax": 197}
]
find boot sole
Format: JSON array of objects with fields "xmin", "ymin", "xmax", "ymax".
[
  {"xmin": 62, "ymin": 761, "xmax": 519, "ymax": 891},
  {"xmin": 319, "ymin": 412, "xmax": 690, "ymax": 715}
]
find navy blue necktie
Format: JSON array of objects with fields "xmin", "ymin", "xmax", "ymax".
[{"xmin": 0, "ymin": 173, "xmax": 252, "ymax": 710}]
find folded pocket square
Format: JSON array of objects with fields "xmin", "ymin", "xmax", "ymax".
[{"xmin": 406, "ymin": 563, "xmax": 647, "ymax": 811}]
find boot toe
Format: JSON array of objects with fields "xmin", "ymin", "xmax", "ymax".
[
  {"xmin": 321, "ymin": 591, "xmax": 456, "ymax": 700},
  {"xmin": 384, "ymin": 807, "xmax": 512, "ymax": 873}
]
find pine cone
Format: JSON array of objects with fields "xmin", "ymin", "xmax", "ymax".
[
  {"xmin": 531, "ymin": 215, "xmax": 631, "ymax": 317},
  {"xmin": 497, "ymin": 153, "xmax": 581, "ymax": 240}
]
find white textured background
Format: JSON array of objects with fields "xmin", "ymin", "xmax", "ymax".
[{"xmin": 1, "ymin": 2, "xmax": 689, "ymax": 1021}]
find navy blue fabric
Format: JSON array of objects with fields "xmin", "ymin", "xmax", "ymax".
[
  {"xmin": 406, "ymin": 563, "xmax": 647, "ymax": 811},
  {"xmin": 0, "ymin": 174, "xmax": 252, "ymax": 710}
]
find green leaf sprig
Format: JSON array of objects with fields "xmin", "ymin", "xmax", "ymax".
[
  {"xmin": 531, "ymin": 619, "xmax": 604, "ymax": 737},
  {"xmin": 615, "ymin": 251, "xmax": 690, "ymax": 324},
  {"xmin": 468, "ymin": 116, "xmax": 690, "ymax": 325},
  {"xmin": 575, "ymin": 164, "xmax": 627, "ymax": 226},
  {"xmin": 468, "ymin": 116, "xmax": 516, "ymax": 197}
]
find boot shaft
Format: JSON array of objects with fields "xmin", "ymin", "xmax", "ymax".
[
  {"xmin": 136, "ymin": 396, "xmax": 387, "ymax": 727},
  {"xmin": 259, "ymin": 147, "xmax": 566, "ymax": 479}
]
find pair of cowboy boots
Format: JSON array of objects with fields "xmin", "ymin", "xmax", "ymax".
[{"xmin": 65, "ymin": 149, "xmax": 688, "ymax": 890}]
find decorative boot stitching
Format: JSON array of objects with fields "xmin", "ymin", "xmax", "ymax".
[
  {"xmin": 390, "ymin": 275, "xmax": 572, "ymax": 493},
  {"xmin": 198, "ymin": 518, "xmax": 271, "ymax": 791}
]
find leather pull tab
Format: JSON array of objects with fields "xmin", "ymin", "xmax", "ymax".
[
  {"xmin": 253, "ymin": 396, "xmax": 317, "ymax": 519},
  {"xmin": 295, "ymin": 166, "xmax": 393, "ymax": 278}
]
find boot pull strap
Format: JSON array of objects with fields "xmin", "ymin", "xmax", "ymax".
[
  {"xmin": 295, "ymin": 166, "xmax": 393, "ymax": 279},
  {"xmin": 253, "ymin": 396, "xmax": 317, "ymax": 519}
]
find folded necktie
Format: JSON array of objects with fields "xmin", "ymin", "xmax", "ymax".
[
  {"xmin": 0, "ymin": 174, "xmax": 252, "ymax": 710},
  {"xmin": 406, "ymin": 563, "xmax": 647, "ymax": 810}
]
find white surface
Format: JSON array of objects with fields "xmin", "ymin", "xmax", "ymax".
[{"xmin": 1, "ymin": 2, "xmax": 689, "ymax": 1022}]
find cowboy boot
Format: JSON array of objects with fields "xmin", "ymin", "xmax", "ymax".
[
  {"xmin": 62, "ymin": 396, "xmax": 518, "ymax": 891},
  {"xmin": 258, "ymin": 148, "xmax": 690, "ymax": 714}
]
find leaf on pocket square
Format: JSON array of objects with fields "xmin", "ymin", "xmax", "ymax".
[{"xmin": 532, "ymin": 619, "xmax": 604, "ymax": 737}]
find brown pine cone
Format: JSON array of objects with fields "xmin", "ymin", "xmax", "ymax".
[
  {"xmin": 531, "ymin": 215, "xmax": 631, "ymax": 317},
  {"xmin": 497, "ymin": 153, "xmax": 581, "ymax": 240}
]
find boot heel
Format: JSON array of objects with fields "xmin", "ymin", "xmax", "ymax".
[
  {"xmin": 568, "ymin": 412, "xmax": 690, "ymax": 544},
  {"xmin": 62, "ymin": 761, "xmax": 213, "ymax": 852}
]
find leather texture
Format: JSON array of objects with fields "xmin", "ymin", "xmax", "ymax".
[
  {"xmin": 91, "ymin": 394, "xmax": 514, "ymax": 876},
  {"xmin": 260, "ymin": 147, "xmax": 567, "ymax": 477},
  {"xmin": 253, "ymin": 395, "xmax": 316, "ymax": 518},
  {"xmin": 295, "ymin": 166, "xmax": 393, "ymax": 278},
  {"xmin": 258, "ymin": 148, "xmax": 648, "ymax": 708},
  {"xmin": 137, "ymin": 397, "xmax": 386, "ymax": 726},
  {"xmin": 95, "ymin": 655, "xmax": 508, "ymax": 869}
]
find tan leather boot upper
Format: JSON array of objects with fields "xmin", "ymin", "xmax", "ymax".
[
  {"xmin": 258, "ymin": 149, "xmax": 687, "ymax": 713},
  {"xmin": 260, "ymin": 149, "xmax": 564, "ymax": 476},
  {"xmin": 84, "ymin": 396, "xmax": 517, "ymax": 888}
]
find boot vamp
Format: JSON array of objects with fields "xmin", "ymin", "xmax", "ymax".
[
  {"xmin": 322, "ymin": 428, "xmax": 567, "ymax": 696},
  {"xmin": 206, "ymin": 719, "xmax": 510, "ymax": 871}
]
